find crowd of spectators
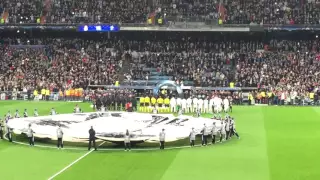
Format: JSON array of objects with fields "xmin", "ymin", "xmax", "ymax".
[
  {"xmin": 0, "ymin": 32, "xmax": 320, "ymax": 95},
  {"xmin": 1, "ymin": 0, "xmax": 320, "ymax": 24},
  {"xmin": 0, "ymin": 38, "xmax": 122, "ymax": 92}
]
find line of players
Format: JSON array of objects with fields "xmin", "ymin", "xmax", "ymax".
[
  {"xmin": 3, "ymin": 104, "xmax": 83, "ymax": 122},
  {"xmin": 171, "ymin": 95, "xmax": 232, "ymax": 114},
  {"xmin": 190, "ymin": 115, "xmax": 240, "ymax": 147},
  {"xmin": 140, "ymin": 95, "xmax": 232, "ymax": 114}
]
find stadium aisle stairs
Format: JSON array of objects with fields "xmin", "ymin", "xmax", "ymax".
[{"xmin": 118, "ymin": 54, "xmax": 131, "ymax": 83}]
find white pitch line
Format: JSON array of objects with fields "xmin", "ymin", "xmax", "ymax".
[{"xmin": 47, "ymin": 141, "xmax": 105, "ymax": 180}]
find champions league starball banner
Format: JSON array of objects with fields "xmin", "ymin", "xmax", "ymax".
[
  {"xmin": 6, "ymin": 112, "xmax": 222, "ymax": 143},
  {"xmin": 153, "ymin": 80, "xmax": 183, "ymax": 97}
]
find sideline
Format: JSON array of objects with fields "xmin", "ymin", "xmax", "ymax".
[
  {"xmin": 3, "ymin": 135, "xmax": 232, "ymax": 151},
  {"xmin": 47, "ymin": 141, "xmax": 106, "ymax": 180}
]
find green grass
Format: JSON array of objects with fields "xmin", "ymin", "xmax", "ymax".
[{"xmin": 0, "ymin": 101, "xmax": 320, "ymax": 180}]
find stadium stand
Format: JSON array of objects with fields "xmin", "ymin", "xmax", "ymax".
[
  {"xmin": 0, "ymin": 31, "xmax": 319, "ymax": 93},
  {"xmin": 1, "ymin": 0, "xmax": 320, "ymax": 24}
]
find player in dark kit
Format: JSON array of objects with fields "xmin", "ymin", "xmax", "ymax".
[{"xmin": 88, "ymin": 126, "xmax": 97, "ymax": 151}]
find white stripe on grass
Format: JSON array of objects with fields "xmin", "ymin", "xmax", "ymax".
[{"xmin": 47, "ymin": 142, "xmax": 105, "ymax": 180}]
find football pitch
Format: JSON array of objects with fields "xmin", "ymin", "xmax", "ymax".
[{"xmin": 0, "ymin": 101, "xmax": 320, "ymax": 180}]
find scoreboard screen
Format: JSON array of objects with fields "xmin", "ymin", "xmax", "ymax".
[{"xmin": 78, "ymin": 25, "xmax": 120, "ymax": 32}]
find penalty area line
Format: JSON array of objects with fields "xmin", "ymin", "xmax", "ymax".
[{"xmin": 47, "ymin": 141, "xmax": 105, "ymax": 180}]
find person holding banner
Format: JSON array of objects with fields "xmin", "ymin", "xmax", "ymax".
[
  {"xmin": 124, "ymin": 129, "xmax": 131, "ymax": 151},
  {"xmin": 159, "ymin": 129, "xmax": 166, "ymax": 150},
  {"xmin": 23, "ymin": 109, "xmax": 28, "ymax": 117},
  {"xmin": 189, "ymin": 127, "xmax": 196, "ymax": 147},
  {"xmin": 27, "ymin": 124, "xmax": 35, "ymax": 146},
  {"xmin": 88, "ymin": 126, "xmax": 97, "ymax": 151},
  {"xmin": 57, "ymin": 124, "xmax": 64, "ymax": 149},
  {"xmin": 34, "ymin": 109, "xmax": 39, "ymax": 117}
]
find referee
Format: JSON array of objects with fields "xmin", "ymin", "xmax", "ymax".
[
  {"xmin": 159, "ymin": 129, "xmax": 165, "ymax": 150},
  {"xmin": 88, "ymin": 126, "xmax": 97, "ymax": 151},
  {"xmin": 57, "ymin": 125, "xmax": 64, "ymax": 149}
]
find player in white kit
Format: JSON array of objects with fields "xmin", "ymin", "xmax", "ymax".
[
  {"xmin": 197, "ymin": 98, "xmax": 203, "ymax": 113},
  {"xmin": 219, "ymin": 120, "xmax": 226, "ymax": 143},
  {"xmin": 203, "ymin": 97, "xmax": 209, "ymax": 113},
  {"xmin": 209, "ymin": 97, "xmax": 214, "ymax": 113},
  {"xmin": 215, "ymin": 96, "xmax": 223, "ymax": 113},
  {"xmin": 186, "ymin": 97, "xmax": 192, "ymax": 113},
  {"xmin": 211, "ymin": 122, "xmax": 218, "ymax": 144},
  {"xmin": 170, "ymin": 97, "xmax": 177, "ymax": 113},
  {"xmin": 181, "ymin": 98, "xmax": 187, "ymax": 113},
  {"xmin": 192, "ymin": 97, "xmax": 198, "ymax": 113},
  {"xmin": 176, "ymin": 97, "xmax": 182, "ymax": 112},
  {"xmin": 223, "ymin": 97, "xmax": 230, "ymax": 113}
]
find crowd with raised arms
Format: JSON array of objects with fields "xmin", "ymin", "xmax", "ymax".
[{"xmin": 1, "ymin": 0, "xmax": 320, "ymax": 24}]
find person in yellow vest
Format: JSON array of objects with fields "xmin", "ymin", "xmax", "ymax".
[
  {"xmin": 0, "ymin": 18, "xmax": 4, "ymax": 24},
  {"xmin": 164, "ymin": 96, "xmax": 170, "ymax": 112},
  {"xmin": 310, "ymin": 92, "xmax": 314, "ymax": 104},
  {"xmin": 78, "ymin": 88, "xmax": 83, "ymax": 101},
  {"xmin": 147, "ymin": 18, "xmax": 152, "ymax": 25},
  {"xmin": 36, "ymin": 18, "xmax": 40, "ymax": 24},
  {"xmin": 229, "ymin": 82, "xmax": 234, "ymax": 88},
  {"xmin": 59, "ymin": 90, "xmax": 64, "ymax": 100},
  {"xmin": 261, "ymin": 91, "xmax": 266, "ymax": 104},
  {"xmin": 157, "ymin": 18, "xmax": 163, "ymax": 25},
  {"xmin": 115, "ymin": 81, "xmax": 119, "ymax": 86},
  {"xmin": 218, "ymin": 18, "xmax": 223, "ymax": 25},
  {"xmin": 157, "ymin": 97, "xmax": 164, "ymax": 112},
  {"xmin": 66, "ymin": 89, "xmax": 70, "ymax": 101},
  {"xmin": 151, "ymin": 96, "xmax": 157, "ymax": 107},
  {"xmin": 139, "ymin": 96, "xmax": 145, "ymax": 112},
  {"xmin": 144, "ymin": 96, "xmax": 151, "ymax": 112},
  {"xmin": 248, "ymin": 93, "xmax": 253, "ymax": 105},
  {"xmin": 41, "ymin": 88, "xmax": 46, "ymax": 100},
  {"xmin": 33, "ymin": 89, "xmax": 38, "ymax": 100},
  {"xmin": 45, "ymin": 89, "xmax": 50, "ymax": 101}
]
